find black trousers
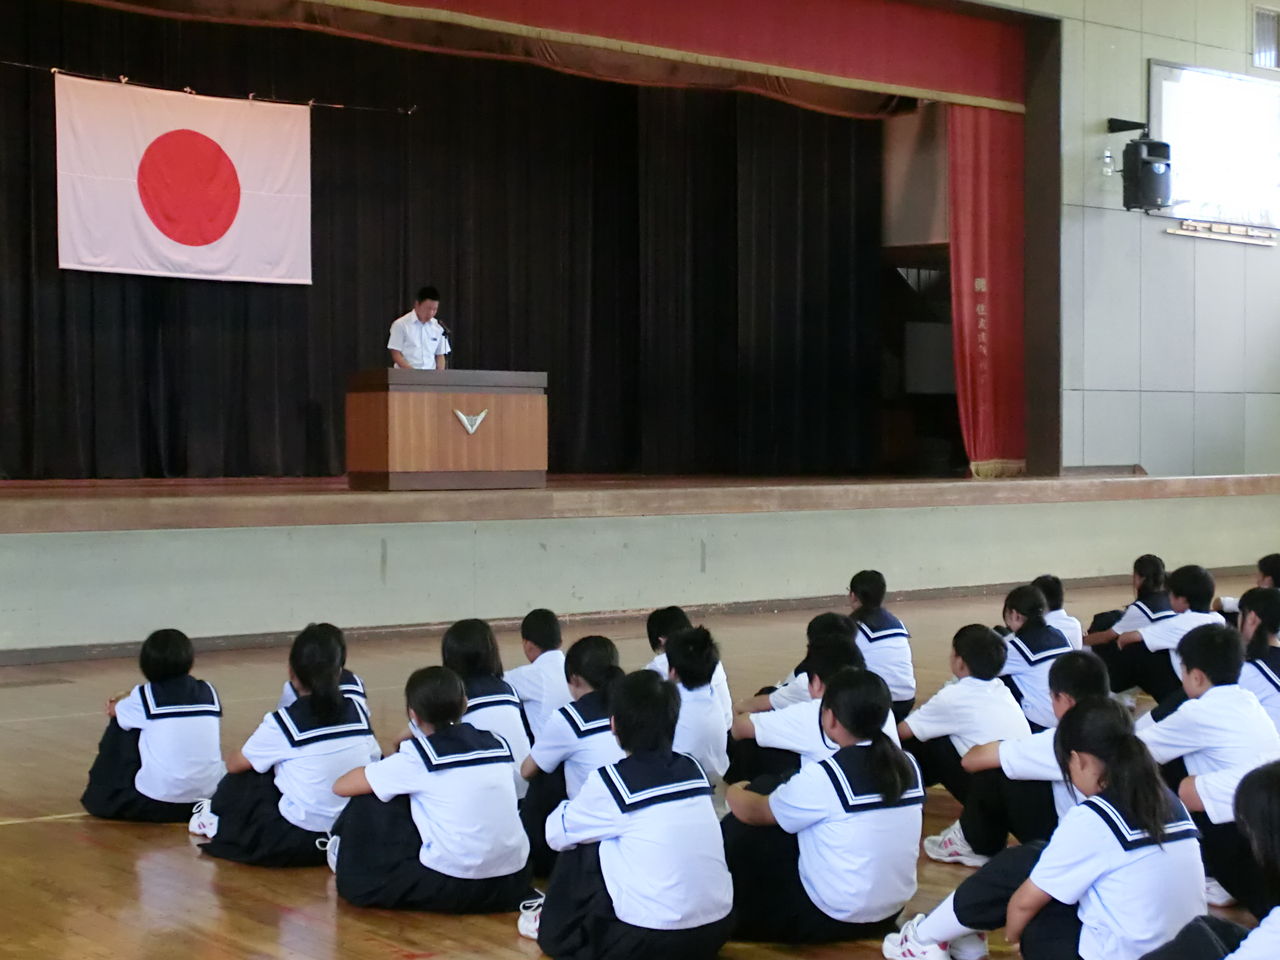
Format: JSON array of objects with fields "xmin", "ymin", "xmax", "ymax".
[
  {"xmin": 332, "ymin": 794, "xmax": 533, "ymax": 911},
  {"xmin": 1194, "ymin": 812, "xmax": 1276, "ymax": 920},
  {"xmin": 951, "ymin": 842, "xmax": 1083, "ymax": 960},
  {"xmin": 521, "ymin": 765, "xmax": 568, "ymax": 877},
  {"xmin": 200, "ymin": 770, "xmax": 328, "ymax": 868},
  {"xmin": 80, "ymin": 719, "xmax": 197, "ymax": 823},
  {"xmin": 724, "ymin": 737, "xmax": 801, "ymax": 786},
  {"xmin": 891, "ymin": 699, "xmax": 916, "ymax": 724},
  {"xmin": 907, "ymin": 737, "xmax": 971, "ymax": 803},
  {"xmin": 959, "ymin": 769, "xmax": 1058, "ymax": 857},
  {"xmin": 1094, "ymin": 641, "xmax": 1181, "ymax": 701},
  {"xmin": 1138, "ymin": 915, "xmax": 1251, "ymax": 960},
  {"xmin": 538, "ymin": 843, "xmax": 733, "ymax": 960},
  {"xmin": 720, "ymin": 813, "xmax": 897, "ymax": 943}
]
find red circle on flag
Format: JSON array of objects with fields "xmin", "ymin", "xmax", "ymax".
[{"xmin": 136, "ymin": 129, "xmax": 241, "ymax": 246}]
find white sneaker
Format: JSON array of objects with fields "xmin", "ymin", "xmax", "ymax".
[
  {"xmin": 882, "ymin": 915, "xmax": 948, "ymax": 960},
  {"xmin": 923, "ymin": 820, "xmax": 990, "ymax": 868},
  {"xmin": 517, "ymin": 895, "xmax": 544, "ymax": 940},
  {"xmin": 1205, "ymin": 877, "xmax": 1237, "ymax": 907},
  {"xmin": 188, "ymin": 799, "xmax": 219, "ymax": 838},
  {"xmin": 316, "ymin": 834, "xmax": 340, "ymax": 873},
  {"xmin": 1116, "ymin": 689, "xmax": 1139, "ymax": 713},
  {"xmin": 949, "ymin": 932, "xmax": 989, "ymax": 960}
]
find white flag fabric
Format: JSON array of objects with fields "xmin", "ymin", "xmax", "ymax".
[{"xmin": 56, "ymin": 74, "xmax": 311, "ymax": 284}]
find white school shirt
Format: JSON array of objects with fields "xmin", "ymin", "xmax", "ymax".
[
  {"xmin": 768, "ymin": 668, "xmax": 811, "ymax": 711},
  {"xmin": 363, "ymin": 723, "xmax": 529, "ymax": 879},
  {"xmin": 1239, "ymin": 648, "xmax": 1280, "ymax": 734},
  {"xmin": 386, "ymin": 312, "xmax": 451, "ymax": 369},
  {"xmin": 646, "ymin": 653, "xmax": 734, "ymax": 730},
  {"xmin": 1029, "ymin": 794, "xmax": 1205, "ymax": 960},
  {"xmin": 903, "ymin": 675, "xmax": 1031, "ymax": 755},
  {"xmin": 277, "ymin": 669, "xmax": 368, "ymax": 710},
  {"xmin": 999, "ymin": 728, "xmax": 1078, "ymax": 819},
  {"xmin": 1001, "ymin": 622, "xmax": 1074, "ymax": 729},
  {"xmin": 529, "ymin": 691, "xmax": 625, "ymax": 798},
  {"xmin": 769, "ymin": 745, "xmax": 924, "ymax": 923},
  {"xmin": 241, "ymin": 695, "xmax": 382, "ymax": 833},
  {"xmin": 752, "ymin": 697, "xmax": 900, "ymax": 764},
  {"xmin": 461, "ymin": 677, "xmax": 532, "ymax": 799},
  {"xmin": 113, "ymin": 677, "xmax": 225, "ymax": 803},
  {"xmin": 1135, "ymin": 684, "xmax": 1280, "ymax": 777},
  {"xmin": 854, "ymin": 609, "xmax": 917, "ymax": 702},
  {"xmin": 1136, "ymin": 609, "xmax": 1226, "ymax": 678},
  {"xmin": 673, "ymin": 683, "xmax": 730, "ymax": 781},
  {"xmin": 1193, "ymin": 762, "xmax": 1273, "ymax": 825},
  {"xmin": 1224, "ymin": 906, "xmax": 1280, "ymax": 960},
  {"xmin": 1046, "ymin": 609, "xmax": 1084, "ymax": 651},
  {"xmin": 545, "ymin": 752, "xmax": 733, "ymax": 931},
  {"xmin": 505, "ymin": 650, "xmax": 572, "ymax": 740}
]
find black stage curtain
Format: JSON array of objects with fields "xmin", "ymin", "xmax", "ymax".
[{"xmin": 0, "ymin": 0, "xmax": 882, "ymax": 478}]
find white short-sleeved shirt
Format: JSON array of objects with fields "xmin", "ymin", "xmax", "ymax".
[
  {"xmin": 363, "ymin": 723, "xmax": 529, "ymax": 879},
  {"xmin": 1137, "ymin": 610, "xmax": 1226, "ymax": 678},
  {"xmin": 240, "ymin": 695, "xmax": 382, "ymax": 833},
  {"xmin": 114, "ymin": 677, "xmax": 225, "ymax": 804},
  {"xmin": 768, "ymin": 668, "xmax": 811, "ymax": 711},
  {"xmin": 1046, "ymin": 609, "xmax": 1084, "ymax": 651},
  {"xmin": 386, "ymin": 312, "xmax": 451, "ymax": 370},
  {"xmin": 505, "ymin": 650, "xmax": 572, "ymax": 740},
  {"xmin": 673, "ymin": 684, "xmax": 730, "ymax": 781},
  {"xmin": 461, "ymin": 677, "xmax": 532, "ymax": 798},
  {"xmin": 999, "ymin": 728, "xmax": 1078, "ymax": 819},
  {"xmin": 529, "ymin": 691, "xmax": 625, "ymax": 798},
  {"xmin": 1001, "ymin": 623, "xmax": 1074, "ymax": 729},
  {"xmin": 1224, "ymin": 906, "xmax": 1280, "ymax": 959},
  {"xmin": 278, "ymin": 669, "xmax": 367, "ymax": 711},
  {"xmin": 1110, "ymin": 593, "xmax": 1177, "ymax": 634},
  {"xmin": 752, "ymin": 697, "xmax": 899, "ymax": 764},
  {"xmin": 1239, "ymin": 648, "xmax": 1280, "ymax": 734},
  {"xmin": 903, "ymin": 675, "xmax": 1031, "ymax": 755},
  {"xmin": 647, "ymin": 653, "xmax": 733, "ymax": 730},
  {"xmin": 1030, "ymin": 795, "xmax": 1206, "ymax": 960},
  {"xmin": 1136, "ymin": 684, "xmax": 1280, "ymax": 777},
  {"xmin": 769, "ymin": 744, "xmax": 924, "ymax": 923},
  {"xmin": 546, "ymin": 752, "xmax": 733, "ymax": 931},
  {"xmin": 853, "ymin": 609, "xmax": 916, "ymax": 702},
  {"xmin": 1194, "ymin": 763, "xmax": 1267, "ymax": 825}
]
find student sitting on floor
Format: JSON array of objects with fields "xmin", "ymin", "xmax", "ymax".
[
  {"xmin": 277, "ymin": 622, "xmax": 366, "ymax": 709},
  {"xmin": 847, "ymin": 569, "xmax": 917, "ymax": 721},
  {"xmin": 191, "ymin": 624, "xmax": 380, "ymax": 867},
  {"xmin": 1235, "ymin": 587, "xmax": 1280, "ymax": 733},
  {"xmin": 1033, "ymin": 574, "xmax": 1083, "ymax": 650},
  {"xmin": 735, "ymin": 612, "xmax": 852, "ymax": 715},
  {"xmin": 1084, "ymin": 554, "xmax": 1173, "ymax": 652},
  {"xmin": 666, "ymin": 627, "xmax": 731, "ymax": 783},
  {"xmin": 924, "ymin": 651, "xmax": 1111, "ymax": 868},
  {"xmin": 884, "ymin": 698, "xmax": 1206, "ymax": 960},
  {"xmin": 441, "ymin": 618, "xmax": 532, "ymax": 798},
  {"xmin": 506, "ymin": 608, "xmax": 572, "ymax": 740},
  {"xmin": 898, "ymin": 624, "xmax": 1030, "ymax": 804},
  {"xmin": 644, "ymin": 606, "xmax": 733, "ymax": 730},
  {"xmin": 329, "ymin": 666, "xmax": 533, "ymax": 912},
  {"xmin": 526, "ymin": 670, "xmax": 734, "ymax": 959},
  {"xmin": 1145, "ymin": 761, "xmax": 1280, "ymax": 960},
  {"xmin": 998, "ymin": 585, "xmax": 1074, "ymax": 731},
  {"xmin": 722, "ymin": 668, "xmax": 923, "ymax": 944},
  {"xmin": 82, "ymin": 628, "xmax": 224, "ymax": 822},
  {"xmin": 1214, "ymin": 553, "xmax": 1280, "ymax": 626}
]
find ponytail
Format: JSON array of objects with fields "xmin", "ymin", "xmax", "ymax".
[
  {"xmin": 564, "ymin": 635, "xmax": 623, "ymax": 704},
  {"xmin": 821, "ymin": 667, "xmax": 913, "ymax": 803},
  {"xmin": 1239, "ymin": 587, "xmax": 1280, "ymax": 662},
  {"xmin": 290, "ymin": 623, "xmax": 345, "ymax": 724},
  {"xmin": 1004, "ymin": 584, "xmax": 1048, "ymax": 631},
  {"xmin": 1134, "ymin": 554, "xmax": 1167, "ymax": 595}
]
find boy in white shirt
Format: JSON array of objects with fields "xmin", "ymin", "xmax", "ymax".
[
  {"xmin": 645, "ymin": 606, "xmax": 733, "ymax": 730},
  {"xmin": 1033, "ymin": 574, "xmax": 1083, "ymax": 650},
  {"xmin": 504, "ymin": 609, "xmax": 572, "ymax": 740},
  {"xmin": 666, "ymin": 627, "xmax": 730, "ymax": 783}
]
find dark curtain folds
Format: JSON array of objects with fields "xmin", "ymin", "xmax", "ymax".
[{"xmin": 0, "ymin": 0, "xmax": 881, "ymax": 478}]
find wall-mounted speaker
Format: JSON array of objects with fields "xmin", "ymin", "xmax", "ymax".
[{"xmin": 1122, "ymin": 139, "xmax": 1172, "ymax": 212}]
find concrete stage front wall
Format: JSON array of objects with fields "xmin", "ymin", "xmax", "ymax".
[{"xmin": 3, "ymin": 490, "xmax": 1277, "ymax": 659}]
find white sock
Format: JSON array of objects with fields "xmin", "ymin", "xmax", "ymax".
[{"xmin": 916, "ymin": 893, "xmax": 980, "ymax": 944}]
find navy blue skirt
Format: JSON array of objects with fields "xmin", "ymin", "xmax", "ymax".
[
  {"xmin": 199, "ymin": 770, "xmax": 328, "ymax": 868},
  {"xmin": 80, "ymin": 718, "xmax": 195, "ymax": 823}
]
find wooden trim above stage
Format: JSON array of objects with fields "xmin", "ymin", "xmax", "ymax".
[{"xmin": 2, "ymin": 474, "xmax": 1280, "ymax": 535}]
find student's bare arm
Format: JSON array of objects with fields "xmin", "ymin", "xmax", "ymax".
[
  {"xmin": 520, "ymin": 755, "xmax": 541, "ymax": 781},
  {"xmin": 1005, "ymin": 879, "xmax": 1053, "ymax": 948},
  {"xmin": 725, "ymin": 782, "xmax": 778, "ymax": 826},
  {"xmin": 224, "ymin": 749, "xmax": 254, "ymax": 774},
  {"xmin": 1115, "ymin": 630, "xmax": 1143, "ymax": 648},
  {"xmin": 896, "ymin": 720, "xmax": 916, "ymax": 743},
  {"xmin": 1178, "ymin": 776, "xmax": 1205, "ymax": 813},
  {"xmin": 730, "ymin": 713, "xmax": 757, "ymax": 741},
  {"xmin": 735, "ymin": 693, "xmax": 774, "ymax": 714},
  {"xmin": 961, "ymin": 742, "xmax": 1002, "ymax": 773},
  {"xmin": 1083, "ymin": 629, "xmax": 1117, "ymax": 647},
  {"xmin": 333, "ymin": 767, "xmax": 373, "ymax": 797}
]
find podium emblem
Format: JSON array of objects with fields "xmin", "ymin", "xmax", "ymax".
[{"xmin": 454, "ymin": 409, "xmax": 489, "ymax": 435}]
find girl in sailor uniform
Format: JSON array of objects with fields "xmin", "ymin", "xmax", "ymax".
[
  {"xmin": 277, "ymin": 622, "xmax": 367, "ymax": 710},
  {"xmin": 885, "ymin": 697, "xmax": 1207, "ymax": 960},
  {"xmin": 329, "ymin": 666, "xmax": 533, "ymax": 912},
  {"xmin": 441, "ymin": 618, "xmax": 532, "ymax": 799},
  {"xmin": 191, "ymin": 624, "xmax": 380, "ymax": 867},
  {"xmin": 1084, "ymin": 554, "xmax": 1173, "ymax": 649},
  {"xmin": 529, "ymin": 670, "xmax": 734, "ymax": 959},
  {"xmin": 82, "ymin": 629, "xmax": 224, "ymax": 822},
  {"xmin": 1236, "ymin": 588, "xmax": 1280, "ymax": 732},
  {"xmin": 722, "ymin": 668, "xmax": 923, "ymax": 944},
  {"xmin": 999, "ymin": 585, "xmax": 1074, "ymax": 731},
  {"xmin": 849, "ymin": 570, "xmax": 917, "ymax": 721}
]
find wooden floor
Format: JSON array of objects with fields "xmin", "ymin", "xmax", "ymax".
[{"xmin": 0, "ymin": 579, "xmax": 1250, "ymax": 959}]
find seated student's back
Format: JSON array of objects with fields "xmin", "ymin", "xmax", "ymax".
[
  {"xmin": 1033, "ymin": 574, "xmax": 1084, "ymax": 651},
  {"xmin": 278, "ymin": 623, "xmax": 366, "ymax": 709},
  {"xmin": 645, "ymin": 606, "xmax": 733, "ymax": 730},
  {"xmin": 665, "ymin": 627, "xmax": 731, "ymax": 781},
  {"xmin": 1237, "ymin": 588, "xmax": 1280, "ymax": 733},
  {"xmin": 505, "ymin": 609, "xmax": 572, "ymax": 739},
  {"xmin": 848, "ymin": 570, "xmax": 917, "ymax": 711},
  {"xmin": 999, "ymin": 585, "xmax": 1073, "ymax": 729}
]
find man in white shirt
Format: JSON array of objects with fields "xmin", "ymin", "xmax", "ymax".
[
  {"xmin": 387, "ymin": 285, "xmax": 451, "ymax": 370},
  {"xmin": 504, "ymin": 609, "xmax": 572, "ymax": 740},
  {"xmin": 1033, "ymin": 575, "xmax": 1083, "ymax": 650}
]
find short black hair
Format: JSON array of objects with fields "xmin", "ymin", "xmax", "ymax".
[
  {"xmin": 806, "ymin": 611, "xmax": 856, "ymax": 644},
  {"xmin": 611, "ymin": 670, "xmax": 680, "ymax": 754},
  {"xmin": 1259, "ymin": 554, "xmax": 1280, "ymax": 586},
  {"xmin": 952, "ymin": 624, "xmax": 1007, "ymax": 680},
  {"xmin": 803, "ymin": 630, "xmax": 865, "ymax": 685},
  {"xmin": 1048, "ymin": 651, "xmax": 1109, "ymax": 701},
  {"xmin": 848, "ymin": 570, "xmax": 887, "ymax": 610},
  {"xmin": 646, "ymin": 606, "xmax": 692, "ymax": 652},
  {"xmin": 665, "ymin": 626, "xmax": 720, "ymax": 690},
  {"xmin": 415, "ymin": 285, "xmax": 440, "ymax": 303},
  {"xmin": 139, "ymin": 629, "xmax": 194, "ymax": 682},
  {"xmin": 1031, "ymin": 575, "xmax": 1065, "ymax": 611},
  {"xmin": 521, "ymin": 608, "xmax": 562, "ymax": 651},
  {"xmin": 1178, "ymin": 623, "xmax": 1244, "ymax": 686},
  {"xmin": 1168, "ymin": 565, "xmax": 1216, "ymax": 612},
  {"xmin": 441, "ymin": 618, "xmax": 504, "ymax": 680},
  {"xmin": 405, "ymin": 665, "xmax": 466, "ymax": 728},
  {"xmin": 1003, "ymin": 584, "xmax": 1048, "ymax": 622}
]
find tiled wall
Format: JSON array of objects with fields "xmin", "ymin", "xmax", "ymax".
[{"xmin": 978, "ymin": 0, "xmax": 1280, "ymax": 474}]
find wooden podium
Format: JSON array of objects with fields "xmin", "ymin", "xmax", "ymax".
[{"xmin": 345, "ymin": 370, "xmax": 548, "ymax": 490}]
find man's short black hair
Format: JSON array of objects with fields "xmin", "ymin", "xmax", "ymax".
[
  {"xmin": 952, "ymin": 624, "xmax": 1007, "ymax": 680},
  {"xmin": 1259, "ymin": 554, "xmax": 1280, "ymax": 586},
  {"xmin": 1048, "ymin": 651, "xmax": 1109, "ymax": 702},
  {"xmin": 665, "ymin": 626, "xmax": 720, "ymax": 690},
  {"xmin": 415, "ymin": 285, "xmax": 440, "ymax": 303},
  {"xmin": 139, "ymin": 628, "xmax": 195, "ymax": 682},
  {"xmin": 848, "ymin": 570, "xmax": 887, "ymax": 610},
  {"xmin": 1031, "ymin": 574, "xmax": 1065, "ymax": 612},
  {"xmin": 1168, "ymin": 565, "xmax": 1216, "ymax": 612},
  {"xmin": 806, "ymin": 612, "xmax": 856, "ymax": 644},
  {"xmin": 611, "ymin": 670, "xmax": 680, "ymax": 754},
  {"xmin": 646, "ymin": 606, "xmax": 692, "ymax": 652},
  {"xmin": 803, "ymin": 631, "xmax": 865, "ymax": 685},
  {"xmin": 520, "ymin": 608, "xmax": 562, "ymax": 652},
  {"xmin": 1178, "ymin": 624, "xmax": 1244, "ymax": 686}
]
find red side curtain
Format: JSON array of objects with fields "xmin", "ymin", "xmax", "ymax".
[{"xmin": 947, "ymin": 104, "xmax": 1026, "ymax": 478}]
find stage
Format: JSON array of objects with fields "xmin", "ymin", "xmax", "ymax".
[{"xmin": 2, "ymin": 473, "xmax": 1279, "ymax": 664}]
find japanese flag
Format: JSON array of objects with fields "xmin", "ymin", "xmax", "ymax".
[{"xmin": 56, "ymin": 73, "xmax": 311, "ymax": 284}]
